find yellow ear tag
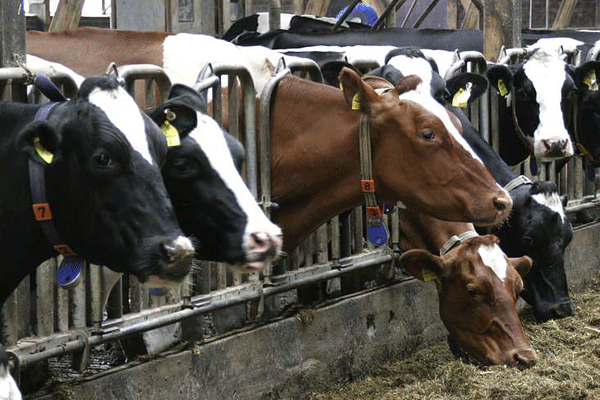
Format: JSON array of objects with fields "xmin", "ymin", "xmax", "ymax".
[
  {"xmin": 351, "ymin": 93, "xmax": 361, "ymax": 110},
  {"xmin": 584, "ymin": 70, "xmax": 598, "ymax": 91},
  {"xmin": 497, "ymin": 79, "xmax": 508, "ymax": 97},
  {"xmin": 421, "ymin": 268, "xmax": 438, "ymax": 282},
  {"xmin": 33, "ymin": 137, "xmax": 54, "ymax": 164},
  {"xmin": 161, "ymin": 120, "xmax": 181, "ymax": 147},
  {"xmin": 452, "ymin": 84, "xmax": 472, "ymax": 108}
]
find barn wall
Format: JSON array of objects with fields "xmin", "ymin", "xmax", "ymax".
[{"xmin": 32, "ymin": 222, "xmax": 600, "ymax": 400}]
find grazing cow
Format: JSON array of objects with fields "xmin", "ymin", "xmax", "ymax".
[
  {"xmin": 398, "ymin": 211, "xmax": 536, "ymax": 366},
  {"xmin": 147, "ymin": 84, "xmax": 282, "ymax": 268},
  {"xmin": 0, "ymin": 345, "xmax": 20, "ymax": 400},
  {"xmin": 367, "ymin": 51, "xmax": 574, "ymax": 321},
  {"xmin": 268, "ymin": 68, "xmax": 511, "ymax": 251},
  {"xmin": 486, "ymin": 45, "xmax": 576, "ymax": 165},
  {"xmin": 0, "ymin": 74, "xmax": 195, "ymax": 306}
]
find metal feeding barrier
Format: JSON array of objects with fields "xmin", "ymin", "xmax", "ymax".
[{"xmin": 2, "ymin": 46, "xmax": 600, "ymax": 388}]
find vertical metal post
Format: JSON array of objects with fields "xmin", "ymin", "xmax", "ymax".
[
  {"xmin": 36, "ymin": 259, "xmax": 56, "ymax": 337},
  {"xmin": 0, "ymin": 0, "xmax": 26, "ymax": 68}
]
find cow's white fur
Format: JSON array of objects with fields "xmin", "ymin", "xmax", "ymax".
[
  {"xmin": 0, "ymin": 364, "xmax": 21, "ymax": 400},
  {"xmin": 25, "ymin": 54, "xmax": 85, "ymax": 87},
  {"xmin": 163, "ymin": 33, "xmax": 308, "ymax": 96},
  {"xmin": 522, "ymin": 48, "xmax": 574, "ymax": 160},
  {"xmin": 478, "ymin": 244, "xmax": 508, "ymax": 283},
  {"xmin": 532, "ymin": 192, "xmax": 566, "ymax": 222},
  {"xmin": 190, "ymin": 112, "xmax": 282, "ymax": 254},
  {"xmin": 387, "ymin": 55, "xmax": 485, "ymax": 165},
  {"xmin": 88, "ymin": 86, "xmax": 154, "ymax": 165}
]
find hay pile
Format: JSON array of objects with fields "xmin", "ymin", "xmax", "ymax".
[{"xmin": 310, "ymin": 280, "xmax": 600, "ymax": 400}]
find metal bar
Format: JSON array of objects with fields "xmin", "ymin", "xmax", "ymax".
[
  {"xmin": 373, "ymin": 0, "xmax": 404, "ymax": 29},
  {"xmin": 401, "ymin": 0, "xmax": 419, "ymax": 27},
  {"xmin": 9, "ymin": 249, "xmax": 395, "ymax": 368},
  {"xmin": 116, "ymin": 64, "xmax": 172, "ymax": 103},
  {"xmin": 332, "ymin": 0, "xmax": 361, "ymax": 31},
  {"xmin": 413, "ymin": 0, "xmax": 442, "ymax": 28}
]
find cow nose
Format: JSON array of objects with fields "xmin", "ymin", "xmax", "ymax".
[
  {"xmin": 508, "ymin": 347, "xmax": 537, "ymax": 366},
  {"xmin": 247, "ymin": 232, "xmax": 282, "ymax": 262},
  {"xmin": 539, "ymin": 299, "xmax": 574, "ymax": 321},
  {"xmin": 541, "ymin": 138, "xmax": 570, "ymax": 157},
  {"xmin": 160, "ymin": 236, "xmax": 195, "ymax": 279}
]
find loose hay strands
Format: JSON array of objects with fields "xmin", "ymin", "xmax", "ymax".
[{"xmin": 311, "ymin": 279, "xmax": 600, "ymax": 400}]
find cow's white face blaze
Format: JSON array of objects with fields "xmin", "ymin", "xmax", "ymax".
[
  {"xmin": 189, "ymin": 112, "xmax": 283, "ymax": 269},
  {"xmin": 522, "ymin": 50, "xmax": 574, "ymax": 160},
  {"xmin": 531, "ymin": 192, "xmax": 566, "ymax": 222},
  {"xmin": 388, "ymin": 55, "xmax": 487, "ymax": 165},
  {"xmin": 478, "ymin": 243, "xmax": 508, "ymax": 283},
  {"xmin": 87, "ymin": 86, "xmax": 154, "ymax": 165}
]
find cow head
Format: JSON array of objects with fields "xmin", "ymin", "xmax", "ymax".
[
  {"xmin": 572, "ymin": 61, "xmax": 600, "ymax": 166},
  {"xmin": 493, "ymin": 181, "xmax": 573, "ymax": 321},
  {"xmin": 19, "ymin": 75, "xmax": 195, "ymax": 286},
  {"xmin": 338, "ymin": 67, "xmax": 512, "ymax": 226},
  {"xmin": 400, "ymin": 235, "xmax": 536, "ymax": 366},
  {"xmin": 487, "ymin": 48, "xmax": 575, "ymax": 163},
  {"xmin": 148, "ymin": 84, "xmax": 282, "ymax": 271}
]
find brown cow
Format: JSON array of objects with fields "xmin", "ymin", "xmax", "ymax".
[
  {"xmin": 397, "ymin": 209, "xmax": 536, "ymax": 366},
  {"xmin": 270, "ymin": 70, "xmax": 511, "ymax": 251}
]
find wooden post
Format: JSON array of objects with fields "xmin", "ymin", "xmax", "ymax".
[
  {"xmin": 305, "ymin": 0, "xmax": 331, "ymax": 16},
  {"xmin": 49, "ymin": 0, "xmax": 86, "ymax": 31},
  {"xmin": 551, "ymin": 0, "xmax": 578, "ymax": 29},
  {"xmin": 0, "ymin": 0, "xmax": 26, "ymax": 68},
  {"xmin": 483, "ymin": 0, "xmax": 521, "ymax": 61}
]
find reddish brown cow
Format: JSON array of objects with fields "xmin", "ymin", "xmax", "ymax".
[
  {"xmin": 26, "ymin": 28, "xmax": 172, "ymax": 76},
  {"xmin": 271, "ymin": 70, "xmax": 511, "ymax": 250},
  {"xmin": 397, "ymin": 210, "xmax": 536, "ymax": 366}
]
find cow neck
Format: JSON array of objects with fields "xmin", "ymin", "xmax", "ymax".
[
  {"xmin": 573, "ymin": 95, "xmax": 595, "ymax": 162},
  {"xmin": 29, "ymin": 102, "xmax": 76, "ymax": 257},
  {"xmin": 510, "ymin": 91, "xmax": 535, "ymax": 155}
]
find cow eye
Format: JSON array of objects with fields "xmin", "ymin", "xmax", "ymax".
[
  {"xmin": 94, "ymin": 153, "xmax": 111, "ymax": 167},
  {"xmin": 516, "ymin": 88, "xmax": 529, "ymax": 101},
  {"xmin": 467, "ymin": 286, "xmax": 478, "ymax": 297},
  {"xmin": 421, "ymin": 131, "xmax": 435, "ymax": 141}
]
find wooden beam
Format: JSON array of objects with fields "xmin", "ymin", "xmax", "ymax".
[
  {"xmin": 460, "ymin": 0, "xmax": 479, "ymax": 29},
  {"xmin": 49, "ymin": 0, "xmax": 86, "ymax": 31},
  {"xmin": 304, "ymin": 0, "xmax": 331, "ymax": 16},
  {"xmin": 483, "ymin": 0, "xmax": 521, "ymax": 61},
  {"xmin": 552, "ymin": 0, "xmax": 578, "ymax": 29},
  {"xmin": 0, "ymin": 0, "xmax": 25, "ymax": 68},
  {"xmin": 447, "ymin": 0, "xmax": 458, "ymax": 28}
]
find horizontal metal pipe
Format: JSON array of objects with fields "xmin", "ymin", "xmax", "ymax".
[{"xmin": 11, "ymin": 251, "xmax": 395, "ymax": 368}]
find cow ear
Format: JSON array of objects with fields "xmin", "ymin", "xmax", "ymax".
[
  {"xmin": 148, "ymin": 102, "xmax": 197, "ymax": 142},
  {"xmin": 509, "ymin": 255, "xmax": 533, "ymax": 278},
  {"xmin": 486, "ymin": 65, "xmax": 513, "ymax": 97},
  {"xmin": 19, "ymin": 120, "xmax": 62, "ymax": 165},
  {"xmin": 399, "ymin": 249, "xmax": 447, "ymax": 281},
  {"xmin": 339, "ymin": 66, "xmax": 378, "ymax": 113},
  {"xmin": 168, "ymin": 84, "xmax": 208, "ymax": 113},
  {"xmin": 560, "ymin": 194, "xmax": 569, "ymax": 207},
  {"xmin": 444, "ymin": 72, "xmax": 489, "ymax": 106},
  {"xmin": 572, "ymin": 61, "xmax": 600, "ymax": 92}
]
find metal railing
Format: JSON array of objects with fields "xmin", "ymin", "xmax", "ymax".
[{"xmin": 3, "ymin": 45, "xmax": 600, "ymax": 391}]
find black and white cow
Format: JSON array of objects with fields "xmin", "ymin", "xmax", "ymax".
[
  {"xmin": 375, "ymin": 51, "xmax": 574, "ymax": 321},
  {"xmin": 486, "ymin": 45, "xmax": 576, "ymax": 165},
  {"xmin": 148, "ymin": 84, "xmax": 282, "ymax": 268},
  {"xmin": 0, "ymin": 74, "xmax": 196, "ymax": 305}
]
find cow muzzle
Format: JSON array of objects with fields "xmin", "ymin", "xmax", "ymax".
[
  {"xmin": 538, "ymin": 137, "xmax": 573, "ymax": 160},
  {"xmin": 237, "ymin": 232, "xmax": 283, "ymax": 272},
  {"xmin": 153, "ymin": 236, "xmax": 195, "ymax": 282}
]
